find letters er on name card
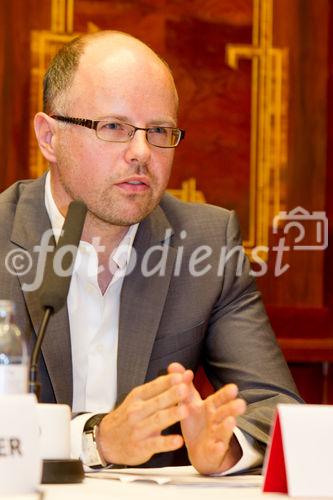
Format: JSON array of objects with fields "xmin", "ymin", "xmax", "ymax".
[
  {"xmin": 263, "ymin": 404, "xmax": 333, "ymax": 497},
  {"xmin": 0, "ymin": 394, "xmax": 41, "ymax": 494}
]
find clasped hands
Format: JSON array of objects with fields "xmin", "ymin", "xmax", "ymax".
[{"xmin": 98, "ymin": 362, "xmax": 246, "ymax": 474}]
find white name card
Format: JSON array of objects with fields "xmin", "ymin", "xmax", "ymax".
[
  {"xmin": 0, "ymin": 394, "xmax": 41, "ymax": 494},
  {"xmin": 263, "ymin": 404, "xmax": 333, "ymax": 497}
]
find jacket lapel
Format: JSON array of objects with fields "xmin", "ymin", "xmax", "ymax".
[
  {"xmin": 117, "ymin": 204, "xmax": 176, "ymax": 403},
  {"xmin": 10, "ymin": 176, "xmax": 73, "ymax": 405},
  {"xmin": 10, "ymin": 177, "xmax": 176, "ymax": 406}
]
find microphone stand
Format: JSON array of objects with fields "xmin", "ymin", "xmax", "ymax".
[
  {"xmin": 28, "ymin": 200, "xmax": 87, "ymax": 484},
  {"xmin": 29, "ymin": 305, "xmax": 84, "ymax": 484},
  {"xmin": 28, "ymin": 307, "xmax": 52, "ymax": 399}
]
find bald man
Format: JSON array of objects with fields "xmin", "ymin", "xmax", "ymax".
[{"xmin": 0, "ymin": 31, "xmax": 301, "ymax": 474}]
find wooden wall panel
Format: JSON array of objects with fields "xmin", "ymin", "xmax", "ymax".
[
  {"xmin": 267, "ymin": 0, "xmax": 332, "ymax": 403},
  {"xmin": 326, "ymin": 0, "xmax": 333, "ymax": 312},
  {"xmin": 0, "ymin": 0, "xmax": 35, "ymax": 187},
  {"xmin": 257, "ymin": 0, "xmax": 328, "ymax": 308}
]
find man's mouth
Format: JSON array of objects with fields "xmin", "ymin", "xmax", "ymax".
[{"xmin": 115, "ymin": 177, "xmax": 150, "ymax": 192}]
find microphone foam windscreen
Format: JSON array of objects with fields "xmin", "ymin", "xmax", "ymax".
[{"xmin": 39, "ymin": 200, "xmax": 87, "ymax": 312}]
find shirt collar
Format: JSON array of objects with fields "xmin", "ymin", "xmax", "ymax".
[
  {"xmin": 44, "ymin": 171, "xmax": 65, "ymax": 243},
  {"xmin": 44, "ymin": 171, "xmax": 139, "ymax": 271}
]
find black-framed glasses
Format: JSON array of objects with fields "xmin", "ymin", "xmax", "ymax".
[{"xmin": 51, "ymin": 115, "xmax": 185, "ymax": 148}]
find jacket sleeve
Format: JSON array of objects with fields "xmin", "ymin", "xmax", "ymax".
[{"xmin": 204, "ymin": 210, "xmax": 303, "ymax": 445}]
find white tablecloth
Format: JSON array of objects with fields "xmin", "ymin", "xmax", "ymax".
[{"xmin": 0, "ymin": 475, "xmax": 292, "ymax": 500}]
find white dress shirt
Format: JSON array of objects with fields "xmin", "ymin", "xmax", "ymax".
[
  {"xmin": 44, "ymin": 172, "xmax": 138, "ymax": 413},
  {"xmin": 44, "ymin": 171, "xmax": 263, "ymax": 473}
]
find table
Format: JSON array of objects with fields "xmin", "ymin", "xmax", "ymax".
[{"xmin": 1, "ymin": 476, "xmax": 318, "ymax": 500}]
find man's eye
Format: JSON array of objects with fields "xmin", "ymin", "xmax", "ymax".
[
  {"xmin": 150, "ymin": 127, "xmax": 168, "ymax": 135},
  {"xmin": 103, "ymin": 122, "xmax": 123, "ymax": 130}
]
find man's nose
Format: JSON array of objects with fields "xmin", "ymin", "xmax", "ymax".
[{"xmin": 124, "ymin": 129, "xmax": 151, "ymax": 165}]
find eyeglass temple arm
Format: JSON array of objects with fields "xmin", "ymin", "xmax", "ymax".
[{"xmin": 51, "ymin": 115, "xmax": 97, "ymax": 130}]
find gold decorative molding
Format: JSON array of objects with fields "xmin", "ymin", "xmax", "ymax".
[
  {"xmin": 29, "ymin": 0, "xmax": 79, "ymax": 177},
  {"xmin": 51, "ymin": 0, "xmax": 74, "ymax": 34},
  {"xmin": 29, "ymin": 32, "xmax": 78, "ymax": 178},
  {"xmin": 168, "ymin": 178, "xmax": 206, "ymax": 203},
  {"xmin": 226, "ymin": 0, "xmax": 288, "ymax": 254}
]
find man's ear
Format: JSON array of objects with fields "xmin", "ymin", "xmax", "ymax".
[{"xmin": 34, "ymin": 112, "xmax": 58, "ymax": 163}]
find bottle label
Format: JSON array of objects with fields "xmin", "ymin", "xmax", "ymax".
[{"xmin": 0, "ymin": 365, "xmax": 28, "ymax": 394}]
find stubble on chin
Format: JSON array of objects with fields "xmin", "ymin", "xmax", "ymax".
[
  {"xmin": 79, "ymin": 187, "xmax": 165, "ymax": 228},
  {"xmin": 89, "ymin": 196, "xmax": 162, "ymax": 227}
]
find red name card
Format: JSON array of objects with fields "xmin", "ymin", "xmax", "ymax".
[{"xmin": 263, "ymin": 404, "xmax": 333, "ymax": 497}]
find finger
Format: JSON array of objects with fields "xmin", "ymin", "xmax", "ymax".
[
  {"xmin": 212, "ymin": 398, "xmax": 247, "ymax": 424},
  {"xmin": 168, "ymin": 363, "xmax": 194, "ymax": 384},
  {"xmin": 208, "ymin": 383, "xmax": 239, "ymax": 408},
  {"xmin": 167, "ymin": 362, "xmax": 185, "ymax": 374},
  {"xmin": 139, "ymin": 403, "xmax": 189, "ymax": 437},
  {"xmin": 183, "ymin": 369, "xmax": 195, "ymax": 384},
  {"xmin": 167, "ymin": 364, "xmax": 201, "ymax": 406},
  {"xmin": 134, "ymin": 372, "xmax": 186, "ymax": 401},
  {"xmin": 144, "ymin": 434, "xmax": 184, "ymax": 455},
  {"xmin": 135, "ymin": 382, "xmax": 190, "ymax": 421}
]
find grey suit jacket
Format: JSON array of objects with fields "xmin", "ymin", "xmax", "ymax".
[{"xmin": 0, "ymin": 175, "xmax": 302, "ymax": 466}]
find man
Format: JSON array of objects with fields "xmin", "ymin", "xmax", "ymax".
[{"xmin": 0, "ymin": 31, "xmax": 301, "ymax": 474}]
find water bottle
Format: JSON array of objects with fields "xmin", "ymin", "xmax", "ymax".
[{"xmin": 0, "ymin": 300, "xmax": 28, "ymax": 394}]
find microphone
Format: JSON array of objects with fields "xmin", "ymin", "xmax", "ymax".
[
  {"xmin": 29, "ymin": 200, "xmax": 87, "ymax": 397},
  {"xmin": 28, "ymin": 200, "xmax": 87, "ymax": 485},
  {"xmin": 39, "ymin": 199, "xmax": 88, "ymax": 312}
]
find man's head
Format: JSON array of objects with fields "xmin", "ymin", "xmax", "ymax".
[
  {"xmin": 35, "ymin": 31, "xmax": 181, "ymax": 227},
  {"xmin": 42, "ymin": 31, "xmax": 178, "ymax": 115}
]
